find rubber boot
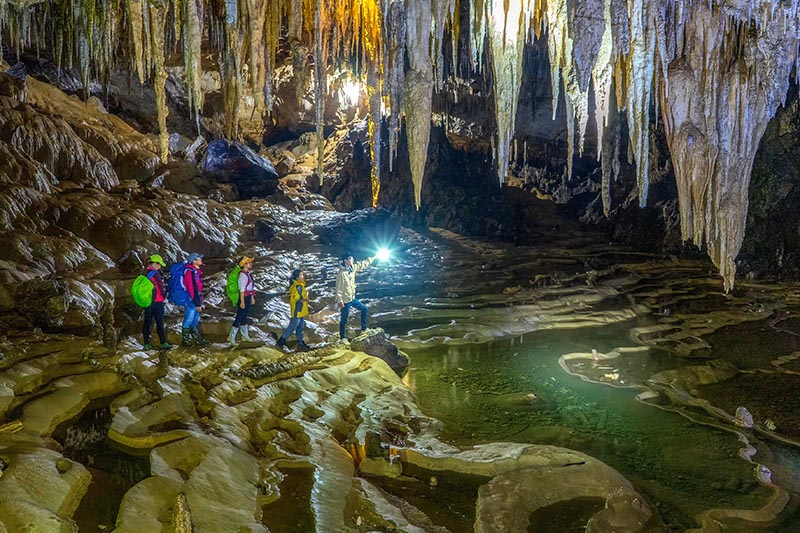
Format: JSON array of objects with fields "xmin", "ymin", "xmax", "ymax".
[
  {"xmin": 228, "ymin": 326, "xmax": 239, "ymax": 345},
  {"xmin": 159, "ymin": 343, "xmax": 173, "ymax": 350},
  {"xmin": 192, "ymin": 327, "xmax": 211, "ymax": 346},
  {"xmin": 276, "ymin": 337, "xmax": 286, "ymax": 349},
  {"xmin": 181, "ymin": 328, "xmax": 194, "ymax": 347},
  {"xmin": 143, "ymin": 343, "xmax": 154, "ymax": 350},
  {"xmin": 240, "ymin": 325, "xmax": 253, "ymax": 342}
]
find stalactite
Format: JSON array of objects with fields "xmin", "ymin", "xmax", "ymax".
[
  {"xmin": 405, "ymin": 0, "xmax": 433, "ymax": 209},
  {"xmin": 382, "ymin": 0, "xmax": 405, "ymax": 170},
  {"xmin": 245, "ymin": 0, "xmax": 268, "ymax": 121},
  {"xmin": 221, "ymin": 0, "xmax": 244, "ymax": 139},
  {"xmin": 625, "ymin": 0, "xmax": 655, "ymax": 208},
  {"xmin": 149, "ymin": 0, "xmax": 169, "ymax": 163},
  {"xmin": 182, "ymin": 0, "xmax": 203, "ymax": 127},
  {"xmin": 313, "ymin": 0, "xmax": 325, "ymax": 185},
  {"xmin": 601, "ymin": 80, "xmax": 620, "ymax": 216},
  {"xmin": 2, "ymin": 0, "xmax": 800, "ymax": 290},
  {"xmin": 487, "ymin": 0, "xmax": 534, "ymax": 184},
  {"xmin": 593, "ymin": 0, "xmax": 615, "ymax": 161},
  {"xmin": 469, "ymin": 0, "xmax": 486, "ymax": 71},
  {"xmin": 431, "ymin": 0, "xmax": 454, "ymax": 91},
  {"xmin": 660, "ymin": 1, "xmax": 799, "ymax": 291},
  {"xmin": 367, "ymin": 58, "xmax": 382, "ymax": 207}
]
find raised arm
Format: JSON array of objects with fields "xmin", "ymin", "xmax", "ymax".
[{"xmin": 352, "ymin": 256, "xmax": 375, "ymax": 273}]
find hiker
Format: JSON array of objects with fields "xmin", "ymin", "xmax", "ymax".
[
  {"xmin": 168, "ymin": 253, "xmax": 209, "ymax": 346},
  {"xmin": 335, "ymin": 253, "xmax": 375, "ymax": 340},
  {"xmin": 141, "ymin": 254, "xmax": 172, "ymax": 350},
  {"xmin": 228, "ymin": 256, "xmax": 256, "ymax": 344},
  {"xmin": 277, "ymin": 269, "xmax": 310, "ymax": 350}
]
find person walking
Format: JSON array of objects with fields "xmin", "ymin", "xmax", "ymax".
[
  {"xmin": 182, "ymin": 253, "xmax": 209, "ymax": 346},
  {"xmin": 229, "ymin": 256, "xmax": 256, "ymax": 344},
  {"xmin": 142, "ymin": 254, "xmax": 172, "ymax": 350},
  {"xmin": 335, "ymin": 253, "xmax": 374, "ymax": 340},
  {"xmin": 277, "ymin": 269, "xmax": 310, "ymax": 350}
]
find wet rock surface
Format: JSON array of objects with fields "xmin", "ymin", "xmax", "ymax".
[
  {"xmin": 349, "ymin": 328, "xmax": 410, "ymax": 373},
  {"xmin": 200, "ymin": 140, "xmax": 280, "ymax": 199},
  {"xmin": 313, "ymin": 208, "xmax": 401, "ymax": 254}
]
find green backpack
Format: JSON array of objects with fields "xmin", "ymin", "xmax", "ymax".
[
  {"xmin": 131, "ymin": 271, "xmax": 157, "ymax": 308},
  {"xmin": 226, "ymin": 266, "xmax": 241, "ymax": 306}
]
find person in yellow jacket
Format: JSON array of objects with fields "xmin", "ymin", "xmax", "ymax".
[
  {"xmin": 335, "ymin": 253, "xmax": 375, "ymax": 340},
  {"xmin": 277, "ymin": 269, "xmax": 310, "ymax": 350}
]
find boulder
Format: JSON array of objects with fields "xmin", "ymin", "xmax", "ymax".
[
  {"xmin": 11, "ymin": 279, "xmax": 70, "ymax": 330},
  {"xmin": 313, "ymin": 208, "xmax": 400, "ymax": 255},
  {"xmin": 253, "ymin": 219, "xmax": 277, "ymax": 242},
  {"xmin": 168, "ymin": 132, "xmax": 193, "ymax": 157},
  {"xmin": 0, "ymin": 68, "xmax": 27, "ymax": 104},
  {"xmin": 350, "ymin": 328, "xmax": 409, "ymax": 373},
  {"xmin": 274, "ymin": 152, "xmax": 297, "ymax": 177},
  {"xmin": 200, "ymin": 140, "xmax": 279, "ymax": 199}
]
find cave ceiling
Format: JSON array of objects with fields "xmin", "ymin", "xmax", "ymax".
[{"xmin": 1, "ymin": 0, "xmax": 798, "ymax": 289}]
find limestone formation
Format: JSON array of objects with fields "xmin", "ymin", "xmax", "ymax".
[{"xmin": 3, "ymin": 1, "xmax": 798, "ymax": 285}]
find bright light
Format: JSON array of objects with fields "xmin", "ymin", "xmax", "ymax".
[
  {"xmin": 376, "ymin": 248, "xmax": 391, "ymax": 262},
  {"xmin": 342, "ymin": 80, "xmax": 361, "ymax": 107}
]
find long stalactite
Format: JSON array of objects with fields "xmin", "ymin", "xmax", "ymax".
[{"xmin": 1, "ymin": 0, "xmax": 800, "ymax": 289}]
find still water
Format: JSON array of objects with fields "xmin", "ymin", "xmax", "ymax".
[{"xmin": 367, "ymin": 231, "xmax": 800, "ymax": 531}]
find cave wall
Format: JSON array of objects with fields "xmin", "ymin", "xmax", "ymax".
[{"xmin": 4, "ymin": 1, "xmax": 800, "ymax": 287}]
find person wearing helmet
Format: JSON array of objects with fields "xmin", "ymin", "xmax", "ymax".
[
  {"xmin": 335, "ymin": 253, "xmax": 375, "ymax": 340},
  {"xmin": 143, "ymin": 254, "xmax": 172, "ymax": 350},
  {"xmin": 229, "ymin": 256, "xmax": 256, "ymax": 344}
]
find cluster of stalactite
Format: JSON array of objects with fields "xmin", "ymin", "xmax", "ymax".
[{"xmin": 1, "ymin": 0, "xmax": 799, "ymax": 289}]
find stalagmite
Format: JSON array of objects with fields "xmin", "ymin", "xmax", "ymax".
[{"xmin": 404, "ymin": 0, "xmax": 433, "ymax": 208}]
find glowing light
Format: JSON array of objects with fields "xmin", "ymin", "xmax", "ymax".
[
  {"xmin": 342, "ymin": 80, "xmax": 362, "ymax": 107},
  {"xmin": 376, "ymin": 248, "xmax": 391, "ymax": 262}
]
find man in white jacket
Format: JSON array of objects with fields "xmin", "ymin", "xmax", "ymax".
[{"xmin": 335, "ymin": 253, "xmax": 375, "ymax": 339}]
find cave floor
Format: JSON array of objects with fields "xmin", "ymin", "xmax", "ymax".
[{"xmin": 3, "ymin": 226, "xmax": 800, "ymax": 531}]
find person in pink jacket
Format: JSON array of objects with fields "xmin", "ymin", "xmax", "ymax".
[{"xmin": 181, "ymin": 253, "xmax": 209, "ymax": 346}]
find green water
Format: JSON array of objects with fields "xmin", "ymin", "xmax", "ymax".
[
  {"xmin": 526, "ymin": 497, "xmax": 607, "ymax": 532},
  {"xmin": 60, "ymin": 407, "xmax": 150, "ymax": 531},
  {"xmin": 262, "ymin": 467, "xmax": 317, "ymax": 533},
  {"xmin": 396, "ymin": 324, "xmax": 777, "ymax": 530}
]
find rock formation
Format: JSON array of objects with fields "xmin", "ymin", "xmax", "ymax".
[{"xmin": 2, "ymin": 0, "xmax": 800, "ymax": 286}]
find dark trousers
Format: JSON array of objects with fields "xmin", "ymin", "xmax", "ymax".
[
  {"xmin": 233, "ymin": 297, "xmax": 251, "ymax": 327},
  {"xmin": 280, "ymin": 317, "xmax": 305, "ymax": 343},
  {"xmin": 144, "ymin": 301, "xmax": 167, "ymax": 344},
  {"xmin": 340, "ymin": 299, "xmax": 368, "ymax": 339}
]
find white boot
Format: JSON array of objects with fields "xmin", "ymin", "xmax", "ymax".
[
  {"xmin": 241, "ymin": 325, "xmax": 253, "ymax": 342},
  {"xmin": 228, "ymin": 326, "xmax": 239, "ymax": 345}
]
